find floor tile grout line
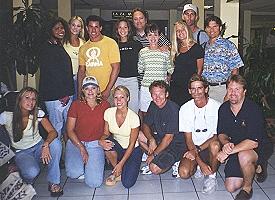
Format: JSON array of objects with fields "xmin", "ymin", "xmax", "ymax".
[
  {"xmin": 159, "ymin": 174, "xmax": 165, "ymax": 200},
  {"xmin": 127, "ymin": 188, "xmax": 129, "ymax": 200},
  {"xmin": 91, "ymin": 187, "xmax": 96, "ymax": 200},
  {"xmin": 190, "ymin": 178, "xmax": 200, "ymax": 200}
]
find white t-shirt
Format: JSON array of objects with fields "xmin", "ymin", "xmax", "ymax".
[
  {"xmin": 0, "ymin": 110, "xmax": 45, "ymax": 150},
  {"xmin": 179, "ymin": 98, "xmax": 221, "ymax": 146},
  {"xmin": 104, "ymin": 107, "xmax": 140, "ymax": 148}
]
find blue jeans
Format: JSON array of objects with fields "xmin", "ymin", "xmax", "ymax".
[
  {"xmin": 65, "ymin": 140, "xmax": 105, "ymax": 188},
  {"xmin": 108, "ymin": 137, "xmax": 143, "ymax": 188},
  {"xmin": 15, "ymin": 139, "xmax": 62, "ymax": 184},
  {"xmin": 45, "ymin": 96, "xmax": 72, "ymax": 139}
]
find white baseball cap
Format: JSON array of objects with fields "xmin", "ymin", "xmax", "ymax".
[
  {"xmin": 183, "ymin": 4, "xmax": 198, "ymax": 14},
  {"xmin": 82, "ymin": 76, "xmax": 99, "ymax": 88}
]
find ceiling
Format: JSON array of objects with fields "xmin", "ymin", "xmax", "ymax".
[{"xmin": 39, "ymin": 0, "xmax": 275, "ymax": 13}]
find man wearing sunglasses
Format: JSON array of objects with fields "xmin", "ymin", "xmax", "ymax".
[{"xmin": 178, "ymin": 74, "xmax": 221, "ymax": 194}]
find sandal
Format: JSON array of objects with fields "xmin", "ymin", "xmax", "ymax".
[
  {"xmin": 48, "ymin": 183, "xmax": 64, "ymax": 197},
  {"xmin": 105, "ymin": 174, "xmax": 121, "ymax": 186}
]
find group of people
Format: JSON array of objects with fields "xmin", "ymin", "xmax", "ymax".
[{"xmin": 0, "ymin": 3, "xmax": 272, "ymax": 200}]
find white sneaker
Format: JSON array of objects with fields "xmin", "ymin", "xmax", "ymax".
[
  {"xmin": 172, "ymin": 161, "xmax": 180, "ymax": 178},
  {"xmin": 194, "ymin": 166, "xmax": 204, "ymax": 179},
  {"xmin": 202, "ymin": 177, "xmax": 217, "ymax": 194},
  {"xmin": 140, "ymin": 165, "xmax": 152, "ymax": 175},
  {"xmin": 142, "ymin": 153, "xmax": 148, "ymax": 162}
]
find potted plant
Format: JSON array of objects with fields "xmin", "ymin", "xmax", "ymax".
[
  {"xmin": 5, "ymin": 0, "xmax": 52, "ymax": 88},
  {"xmin": 243, "ymin": 37, "xmax": 275, "ymax": 138}
]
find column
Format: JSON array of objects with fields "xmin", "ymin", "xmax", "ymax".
[
  {"xmin": 169, "ymin": 9, "xmax": 177, "ymax": 41},
  {"xmin": 192, "ymin": 0, "xmax": 205, "ymax": 29},
  {"xmin": 214, "ymin": 0, "xmax": 239, "ymax": 46},
  {"xmin": 58, "ymin": 0, "xmax": 72, "ymax": 21}
]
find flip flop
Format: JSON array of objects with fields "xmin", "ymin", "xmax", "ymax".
[
  {"xmin": 105, "ymin": 174, "xmax": 121, "ymax": 186},
  {"xmin": 48, "ymin": 183, "xmax": 64, "ymax": 197}
]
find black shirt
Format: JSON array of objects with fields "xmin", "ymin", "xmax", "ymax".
[
  {"xmin": 118, "ymin": 40, "xmax": 143, "ymax": 78},
  {"xmin": 39, "ymin": 41, "xmax": 74, "ymax": 101}
]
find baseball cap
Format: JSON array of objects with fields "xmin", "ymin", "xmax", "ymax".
[
  {"xmin": 183, "ymin": 4, "xmax": 198, "ymax": 14},
  {"xmin": 82, "ymin": 76, "xmax": 99, "ymax": 88}
]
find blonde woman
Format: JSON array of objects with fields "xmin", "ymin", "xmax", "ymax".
[
  {"xmin": 170, "ymin": 21, "xmax": 204, "ymax": 106},
  {"xmin": 65, "ymin": 76, "xmax": 110, "ymax": 188},
  {"xmin": 99, "ymin": 86, "xmax": 142, "ymax": 188},
  {"xmin": 64, "ymin": 16, "xmax": 86, "ymax": 100}
]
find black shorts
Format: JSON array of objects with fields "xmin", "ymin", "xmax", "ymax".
[
  {"xmin": 152, "ymin": 141, "xmax": 186, "ymax": 170},
  {"xmin": 224, "ymin": 150, "xmax": 259, "ymax": 178}
]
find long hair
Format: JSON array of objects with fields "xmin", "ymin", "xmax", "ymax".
[
  {"xmin": 113, "ymin": 18, "xmax": 133, "ymax": 43},
  {"xmin": 171, "ymin": 21, "xmax": 195, "ymax": 62},
  {"xmin": 12, "ymin": 87, "xmax": 39, "ymax": 142},
  {"xmin": 64, "ymin": 16, "xmax": 85, "ymax": 44}
]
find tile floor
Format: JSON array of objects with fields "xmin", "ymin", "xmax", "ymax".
[{"xmin": 32, "ymin": 147, "xmax": 275, "ymax": 200}]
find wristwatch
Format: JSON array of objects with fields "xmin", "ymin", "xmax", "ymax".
[{"xmin": 195, "ymin": 145, "xmax": 201, "ymax": 153}]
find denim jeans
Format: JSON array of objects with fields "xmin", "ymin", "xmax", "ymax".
[
  {"xmin": 108, "ymin": 137, "xmax": 143, "ymax": 188},
  {"xmin": 65, "ymin": 140, "xmax": 105, "ymax": 188},
  {"xmin": 45, "ymin": 96, "xmax": 72, "ymax": 139},
  {"xmin": 15, "ymin": 138, "xmax": 62, "ymax": 184},
  {"xmin": 115, "ymin": 77, "xmax": 139, "ymax": 113}
]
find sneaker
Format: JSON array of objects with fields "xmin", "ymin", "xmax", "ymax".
[
  {"xmin": 194, "ymin": 166, "xmax": 204, "ymax": 179},
  {"xmin": 235, "ymin": 189, "xmax": 253, "ymax": 200},
  {"xmin": 172, "ymin": 161, "xmax": 180, "ymax": 178},
  {"xmin": 140, "ymin": 165, "xmax": 152, "ymax": 175},
  {"xmin": 202, "ymin": 177, "xmax": 217, "ymax": 194},
  {"xmin": 142, "ymin": 153, "xmax": 148, "ymax": 162}
]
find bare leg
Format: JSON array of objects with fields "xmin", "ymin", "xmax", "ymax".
[
  {"xmin": 105, "ymin": 151, "xmax": 118, "ymax": 168},
  {"xmin": 178, "ymin": 157, "xmax": 197, "ymax": 179},
  {"xmin": 209, "ymin": 140, "xmax": 221, "ymax": 173},
  {"xmin": 238, "ymin": 150, "xmax": 258, "ymax": 192}
]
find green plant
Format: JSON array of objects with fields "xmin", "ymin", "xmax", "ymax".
[
  {"xmin": 6, "ymin": 0, "xmax": 51, "ymax": 87},
  {"xmin": 244, "ymin": 37, "xmax": 275, "ymax": 118}
]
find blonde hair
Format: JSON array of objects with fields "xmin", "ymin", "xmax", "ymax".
[
  {"xmin": 113, "ymin": 85, "xmax": 130, "ymax": 99},
  {"xmin": 66, "ymin": 16, "xmax": 85, "ymax": 44},
  {"xmin": 171, "ymin": 21, "xmax": 195, "ymax": 62}
]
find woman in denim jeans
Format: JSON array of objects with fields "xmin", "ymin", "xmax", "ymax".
[
  {"xmin": 0, "ymin": 87, "xmax": 63, "ymax": 197},
  {"xmin": 99, "ymin": 85, "xmax": 142, "ymax": 188},
  {"xmin": 65, "ymin": 76, "xmax": 110, "ymax": 187}
]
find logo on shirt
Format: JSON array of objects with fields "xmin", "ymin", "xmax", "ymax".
[{"xmin": 85, "ymin": 47, "xmax": 103, "ymax": 67}]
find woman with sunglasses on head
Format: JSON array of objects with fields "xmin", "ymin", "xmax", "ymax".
[
  {"xmin": 170, "ymin": 21, "xmax": 204, "ymax": 107},
  {"xmin": 64, "ymin": 16, "xmax": 86, "ymax": 100},
  {"xmin": 113, "ymin": 18, "xmax": 142, "ymax": 113},
  {"xmin": 0, "ymin": 87, "xmax": 63, "ymax": 197},
  {"xmin": 65, "ymin": 76, "xmax": 110, "ymax": 188},
  {"xmin": 99, "ymin": 85, "xmax": 142, "ymax": 188}
]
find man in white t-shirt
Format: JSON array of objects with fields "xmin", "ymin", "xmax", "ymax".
[{"xmin": 178, "ymin": 74, "xmax": 221, "ymax": 194}]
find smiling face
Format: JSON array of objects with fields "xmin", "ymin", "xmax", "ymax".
[
  {"xmin": 150, "ymin": 86, "xmax": 168, "ymax": 109},
  {"xmin": 69, "ymin": 19, "xmax": 82, "ymax": 36},
  {"xmin": 82, "ymin": 85, "xmax": 99, "ymax": 100},
  {"xmin": 227, "ymin": 81, "xmax": 246, "ymax": 105},
  {"xmin": 132, "ymin": 11, "xmax": 147, "ymax": 32},
  {"xmin": 86, "ymin": 21, "xmax": 102, "ymax": 42},
  {"xmin": 176, "ymin": 24, "xmax": 187, "ymax": 41},
  {"xmin": 189, "ymin": 81, "xmax": 208, "ymax": 101},
  {"xmin": 114, "ymin": 89, "xmax": 129, "ymax": 109},
  {"xmin": 117, "ymin": 21, "xmax": 129, "ymax": 41},
  {"xmin": 205, "ymin": 20, "xmax": 221, "ymax": 40},
  {"xmin": 51, "ymin": 22, "xmax": 65, "ymax": 41},
  {"xmin": 20, "ymin": 91, "xmax": 37, "ymax": 112},
  {"xmin": 147, "ymin": 31, "xmax": 160, "ymax": 46}
]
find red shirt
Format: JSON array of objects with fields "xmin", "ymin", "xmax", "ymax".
[{"xmin": 68, "ymin": 100, "xmax": 110, "ymax": 141}]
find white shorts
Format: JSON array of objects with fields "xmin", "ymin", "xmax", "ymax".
[{"xmin": 139, "ymin": 86, "xmax": 152, "ymax": 112}]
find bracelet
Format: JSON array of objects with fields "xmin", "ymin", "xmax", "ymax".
[
  {"xmin": 195, "ymin": 145, "xmax": 201, "ymax": 153},
  {"xmin": 153, "ymin": 152, "xmax": 158, "ymax": 158}
]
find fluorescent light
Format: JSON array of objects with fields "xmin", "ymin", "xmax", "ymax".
[{"xmin": 204, "ymin": 5, "xmax": 213, "ymax": 9}]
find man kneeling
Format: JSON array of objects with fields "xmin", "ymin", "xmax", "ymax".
[
  {"xmin": 178, "ymin": 74, "xmax": 221, "ymax": 194},
  {"xmin": 139, "ymin": 80, "xmax": 186, "ymax": 175}
]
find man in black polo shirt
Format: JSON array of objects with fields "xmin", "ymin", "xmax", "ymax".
[{"xmin": 217, "ymin": 75, "xmax": 264, "ymax": 200}]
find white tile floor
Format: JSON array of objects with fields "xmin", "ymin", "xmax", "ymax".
[{"xmin": 32, "ymin": 147, "xmax": 275, "ymax": 200}]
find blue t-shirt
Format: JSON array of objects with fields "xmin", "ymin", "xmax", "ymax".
[
  {"xmin": 144, "ymin": 100, "xmax": 184, "ymax": 145},
  {"xmin": 217, "ymin": 98, "xmax": 264, "ymax": 145}
]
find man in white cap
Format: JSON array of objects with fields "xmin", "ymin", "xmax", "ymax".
[{"xmin": 182, "ymin": 4, "xmax": 209, "ymax": 45}]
